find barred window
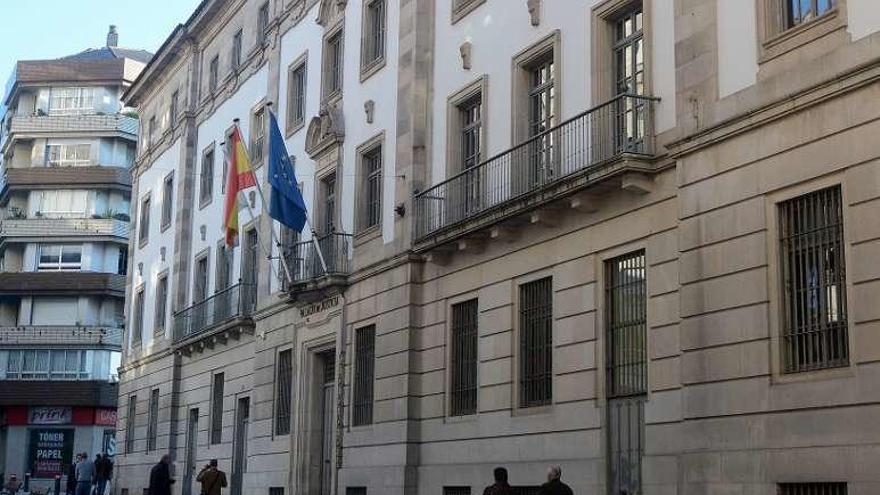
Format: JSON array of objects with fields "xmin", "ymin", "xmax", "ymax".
[
  {"xmin": 778, "ymin": 482, "xmax": 847, "ymax": 495},
  {"xmin": 605, "ymin": 250, "xmax": 648, "ymax": 397},
  {"xmin": 352, "ymin": 325, "xmax": 375, "ymax": 426},
  {"xmin": 132, "ymin": 288, "xmax": 145, "ymax": 346},
  {"xmin": 779, "ymin": 186, "xmax": 849, "ymax": 373},
  {"xmin": 444, "ymin": 488, "xmax": 471, "ymax": 495},
  {"xmin": 362, "ymin": 0, "xmax": 386, "ymax": 69},
  {"xmin": 359, "ymin": 145, "xmax": 382, "ymax": 232},
  {"xmin": 200, "ymin": 146, "xmax": 214, "ymax": 205},
  {"xmin": 269, "ymin": 488, "xmax": 285, "ymax": 495},
  {"xmin": 155, "ymin": 274, "xmax": 168, "ymax": 333},
  {"xmin": 519, "ymin": 277, "xmax": 552, "ymax": 408},
  {"xmin": 125, "ymin": 395, "xmax": 136, "ymax": 453},
  {"xmin": 287, "ymin": 61, "xmax": 307, "ymax": 129},
  {"xmin": 274, "ymin": 349, "xmax": 293, "ymax": 435},
  {"xmin": 346, "ymin": 489, "xmax": 366, "ymax": 495},
  {"xmin": 211, "ymin": 372, "xmax": 225, "ymax": 444},
  {"xmin": 147, "ymin": 388, "xmax": 159, "ymax": 451},
  {"xmin": 450, "ymin": 299, "xmax": 478, "ymax": 416},
  {"xmin": 161, "ymin": 173, "xmax": 174, "ymax": 230}
]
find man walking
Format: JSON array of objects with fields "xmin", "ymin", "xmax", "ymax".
[
  {"xmin": 148, "ymin": 455, "xmax": 175, "ymax": 495},
  {"xmin": 94, "ymin": 453, "xmax": 110, "ymax": 495},
  {"xmin": 482, "ymin": 467, "xmax": 514, "ymax": 495},
  {"xmin": 74, "ymin": 452, "xmax": 95, "ymax": 495},
  {"xmin": 538, "ymin": 466, "xmax": 573, "ymax": 495},
  {"xmin": 196, "ymin": 459, "xmax": 228, "ymax": 495}
]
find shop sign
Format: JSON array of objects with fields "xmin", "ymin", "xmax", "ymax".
[
  {"xmin": 28, "ymin": 428, "xmax": 75, "ymax": 479},
  {"xmin": 29, "ymin": 407, "xmax": 72, "ymax": 425}
]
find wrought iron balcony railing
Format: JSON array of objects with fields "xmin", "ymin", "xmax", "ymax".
[
  {"xmin": 414, "ymin": 94, "xmax": 658, "ymax": 240},
  {"xmin": 280, "ymin": 232, "xmax": 352, "ymax": 290},
  {"xmin": 0, "ymin": 325, "xmax": 123, "ymax": 347},
  {"xmin": 173, "ymin": 282, "xmax": 255, "ymax": 342}
]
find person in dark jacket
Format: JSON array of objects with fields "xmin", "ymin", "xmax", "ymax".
[
  {"xmin": 538, "ymin": 466, "xmax": 573, "ymax": 495},
  {"xmin": 66, "ymin": 456, "xmax": 80, "ymax": 495},
  {"xmin": 148, "ymin": 455, "xmax": 175, "ymax": 495},
  {"xmin": 196, "ymin": 459, "xmax": 228, "ymax": 495},
  {"xmin": 482, "ymin": 467, "xmax": 514, "ymax": 495}
]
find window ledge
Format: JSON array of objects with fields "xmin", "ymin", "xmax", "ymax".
[
  {"xmin": 138, "ymin": 237, "xmax": 149, "ymax": 249},
  {"xmin": 771, "ymin": 363, "xmax": 854, "ymax": 384},
  {"xmin": 760, "ymin": 9, "xmax": 845, "ymax": 63},
  {"xmin": 511, "ymin": 404, "xmax": 553, "ymax": 417},
  {"xmin": 451, "ymin": 0, "xmax": 487, "ymax": 24},
  {"xmin": 359, "ymin": 57, "xmax": 386, "ymax": 83},
  {"xmin": 199, "ymin": 197, "xmax": 213, "ymax": 211},
  {"xmin": 286, "ymin": 118, "xmax": 305, "ymax": 138},
  {"xmin": 354, "ymin": 224, "xmax": 381, "ymax": 247}
]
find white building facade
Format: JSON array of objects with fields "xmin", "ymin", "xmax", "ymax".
[{"xmin": 117, "ymin": 1, "xmax": 880, "ymax": 495}]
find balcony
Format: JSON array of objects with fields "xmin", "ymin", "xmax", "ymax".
[
  {"xmin": 173, "ymin": 283, "xmax": 256, "ymax": 354},
  {"xmin": 413, "ymin": 94, "xmax": 659, "ymax": 250},
  {"xmin": 281, "ymin": 233, "xmax": 352, "ymax": 303},
  {"xmin": 0, "ymin": 217, "xmax": 130, "ymax": 243},
  {"xmin": 0, "ymin": 325, "xmax": 122, "ymax": 349},
  {"xmin": 2, "ymin": 113, "xmax": 138, "ymax": 152},
  {"xmin": 0, "ymin": 272, "xmax": 125, "ymax": 297},
  {"xmin": 0, "ymin": 166, "xmax": 131, "ymax": 203}
]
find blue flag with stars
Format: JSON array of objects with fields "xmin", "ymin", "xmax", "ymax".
[{"xmin": 267, "ymin": 111, "xmax": 307, "ymax": 232}]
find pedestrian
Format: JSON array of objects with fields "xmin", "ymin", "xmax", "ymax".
[
  {"xmin": 2, "ymin": 474, "xmax": 21, "ymax": 494},
  {"xmin": 537, "ymin": 466, "xmax": 573, "ymax": 495},
  {"xmin": 148, "ymin": 454, "xmax": 176, "ymax": 495},
  {"xmin": 74, "ymin": 452, "xmax": 95, "ymax": 495},
  {"xmin": 482, "ymin": 467, "xmax": 514, "ymax": 495},
  {"xmin": 66, "ymin": 455, "xmax": 80, "ymax": 495},
  {"xmin": 94, "ymin": 453, "xmax": 109, "ymax": 495},
  {"xmin": 196, "ymin": 459, "xmax": 227, "ymax": 495}
]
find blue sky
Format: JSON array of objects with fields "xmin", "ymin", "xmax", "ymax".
[{"xmin": 0, "ymin": 0, "xmax": 203, "ymax": 84}]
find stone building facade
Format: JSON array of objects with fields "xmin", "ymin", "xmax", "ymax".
[{"xmin": 115, "ymin": 1, "xmax": 880, "ymax": 495}]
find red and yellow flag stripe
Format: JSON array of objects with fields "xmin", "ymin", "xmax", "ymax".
[{"xmin": 224, "ymin": 126, "xmax": 258, "ymax": 245}]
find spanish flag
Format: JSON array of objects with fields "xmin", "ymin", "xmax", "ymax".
[{"xmin": 223, "ymin": 126, "xmax": 258, "ymax": 246}]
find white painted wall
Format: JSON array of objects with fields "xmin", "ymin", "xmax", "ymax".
[{"xmin": 847, "ymin": 0, "xmax": 880, "ymax": 41}]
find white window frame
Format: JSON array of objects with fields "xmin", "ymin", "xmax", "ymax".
[
  {"xmin": 48, "ymin": 87, "xmax": 96, "ymax": 116},
  {"xmin": 45, "ymin": 143, "xmax": 91, "ymax": 167},
  {"xmin": 37, "ymin": 244, "xmax": 83, "ymax": 271}
]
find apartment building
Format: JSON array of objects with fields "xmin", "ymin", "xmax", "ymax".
[
  {"xmin": 0, "ymin": 27, "xmax": 149, "ymax": 490},
  {"xmin": 116, "ymin": 1, "xmax": 880, "ymax": 495}
]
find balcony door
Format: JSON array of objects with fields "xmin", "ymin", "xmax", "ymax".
[
  {"xmin": 612, "ymin": 6, "xmax": 646, "ymax": 153},
  {"xmin": 193, "ymin": 256, "xmax": 209, "ymax": 330},
  {"xmin": 242, "ymin": 229, "xmax": 259, "ymax": 313}
]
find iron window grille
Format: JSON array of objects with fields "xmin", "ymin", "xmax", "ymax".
[
  {"xmin": 269, "ymin": 489, "xmax": 285, "ymax": 495},
  {"xmin": 353, "ymin": 325, "xmax": 376, "ymax": 426},
  {"xmin": 779, "ymin": 186, "xmax": 849, "ymax": 373},
  {"xmin": 161, "ymin": 174, "xmax": 174, "ymax": 229},
  {"xmin": 211, "ymin": 372, "xmax": 225, "ymax": 444},
  {"xmin": 325, "ymin": 31, "xmax": 344, "ymax": 97},
  {"xmin": 785, "ymin": 0, "xmax": 836, "ymax": 28},
  {"xmin": 444, "ymin": 488, "xmax": 471, "ymax": 495},
  {"xmin": 275, "ymin": 349, "xmax": 293, "ymax": 435},
  {"xmin": 132, "ymin": 288, "xmax": 145, "ymax": 345},
  {"xmin": 125, "ymin": 395, "xmax": 136, "ymax": 453},
  {"xmin": 519, "ymin": 277, "xmax": 553, "ymax": 408},
  {"xmin": 450, "ymin": 299, "xmax": 478, "ymax": 416},
  {"xmin": 232, "ymin": 30, "xmax": 243, "ymax": 70},
  {"xmin": 201, "ymin": 147, "xmax": 215, "ymax": 205},
  {"xmin": 155, "ymin": 275, "xmax": 168, "ymax": 332},
  {"xmin": 346, "ymin": 489, "xmax": 367, "ymax": 495},
  {"xmin": 147, "ymin": 388, "xmax": 159, "ymax": 451},
  {"xmin": 362, "ymin": 0, "xmax": 386, "ymax": 69},
  {"xmin": 360, "ymin": 145, "xmax": 383, "ymax": 231},
  {"xmin": 778, "ymin": 482, "xmax": 847, "ymax": 495},
  {"xmin": 288, "ymin": 62, "xmax": 307, "ymax": 128}
]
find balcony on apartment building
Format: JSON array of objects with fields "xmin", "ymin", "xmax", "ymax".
[
  {"xmin": 0, "ymin": 166, "xmax": 132, "ymax": 200},
  {"xmin": 280, "ymin": 232, "xmax": 353, "ymax": 303},
  {"xmin": 0, "ymin": 217, "xmax": 130, "ymax": 244},
  {"xmin": 0, "ymin": 325, "xmax": 122, "ymax": 349},
  {"xmin": 0, "ymin": 271, "xmax": 126, "ymax": 297},
  {"xmin": 413, "ymin": 94, "xmax": 659, "ymax": 251},
  {"xmin": 173, "ymin": 282, "xmax": 256, "ymax": 355},
  {"xmin": 1, "ymin": 113, "xmax": 138, "ymax": 153}
]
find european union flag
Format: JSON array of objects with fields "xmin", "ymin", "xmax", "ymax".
[{"xmin": 267, "ymin": 111, "xmax": 308, "ymax": 232}]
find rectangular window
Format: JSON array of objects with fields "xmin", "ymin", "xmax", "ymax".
[
  {"xmin": 778, "ymin": 483, "xmax": 847, "ymax": 495},
  {"xmin": 346, "ymin": 488, "xmax": 367, "ymax": 495},
  {"xmin": 522, "ymin": 52, "xmax": 556, "ymax": 189},
  {"xmin": 359, "ymin": 145, "xmax": 382, "ymax": 232},
  {"xmin": 362, "ymin": 0, "xmax": 386, "ymax": 70},
  {"xmin": 148, "ymin": 116, "xmax": 157, "ymax": 146},
  {"xmin": 37, "ymin": 244, "xmax": 82, "ymax": 271},
  {"xmin": 193, "ymin": 255, "xmax": 209, "ymax": 303},
  {"xmin": 200, "ymin": 146, "xmax": 215, "ymax": 205},
  {"xmin": 251, "ymin": 107, "xmax": 266, "ymax": 165},
  {"xmin": 321, "ymin": 173, "xmax": 337, "ymax": 234},
  {"xmin": 125, "ymin": 394, "xmax": 136, "ymax": 453},
  {"xmin": 258, "ymin": 2, "xmax": 270, "ymax": 43},
  {"xmin": 605, "ymin": 250, "xmax": 647, "ymax": 495},
  {"xmin": 45, "ymin": 144, "xmax": 90, "ymax": 167},
  {"xmin": 324, "ymin": 31, "xmax": 344, "ymax": 98},
  {"xmin": 139, "ymin": 195, "xmax": 151, "ymax": 244},
  {"xmin": 155, "ymin": 274, "xmax": 168, "ymax": 333},
  {"xmin": 352, "ymin": 325, "xmax": 375, "ymax": 426},
  {"xmin": 48, "ymin": 87, "xmax": 95, "ymax": 115},
  {"xmin": 147, "ymin": 388, "xmax": 159, "ymax": 451},
  {"xmin": 779, "ymin": 186, "xmax": 849, "ymax": 373},
  {"xmin": 209, "ymin": 55, "xmax": 219, "ymax": 93},
  {"xmin": 170, "ymin": 90, "xmax": 179, "ymax": 128},
  {"xmin": 274, "ymin": 349, "xmax": 293, "ymax": 435},
  {"xmin": 3, "ymin": 349, "xmax": 88, "ymax": 380},
  {"xmin": 161, "ymin": 174, "xmax": 174, "ymax": 230},
  {"xmin": 519, "ymin": 277, "xmax": 552, "ymax": 408},
  {"xmin": 36, "ymin": 190, "xmax": 88, "ymax": 218},
  {"xmin": 444, "ymin": 488, "xmax": 471, "ymax": 495},
  {"xmin": 450, "ymin": 299, "xmax": 478, "ymax": 416},
  {"xmin": 460, "ymin": 95, "xmax": 482, "ymax": 171},
  {"xmin": 785, "ymin": 0, "xmax": 836, "ymax": 28},
  {"xmin": 216, "ymin": 243, "xmax": 234, "ymax": 291},
  {"xmin": 211, "ymin": 372, "xmax": 225, "ymax": 444},
  {"xmin": 269, "ymin": 489, "xmax": 285, "ymax": 495},
  {"xmin": 287, "ymin": 60, "xmax": 307, "ymax": 130},
  {"xmin": 132, "ymin": 288, "xmax": 145, "ymax": 346},
  {"xmin": 232, "ymin": 29, "xmax": 243, "ymax": 70},
  {"xmin": 117, "ymin": 246, "xmax": 128, "ymax": 275}
]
